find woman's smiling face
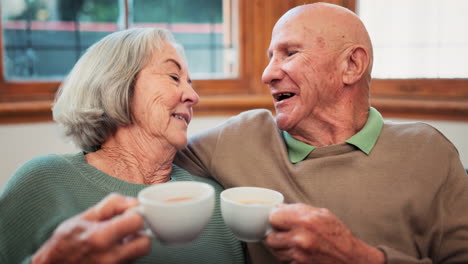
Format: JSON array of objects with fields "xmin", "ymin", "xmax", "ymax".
[{"xmin": 130, "ymin": 42, "xmax": 199, "ymax": 149}]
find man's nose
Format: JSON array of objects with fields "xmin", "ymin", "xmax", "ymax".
[{"xmin": 262, "ymin": 58, "xmax": 284, "ymax": 85}]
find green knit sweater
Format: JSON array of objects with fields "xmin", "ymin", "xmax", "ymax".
[
  {"xmin": 0, "ymin": 152, "xmax": 245, "ymax": 264},
  {"xmin": 175, "ymin": 109, "xmax": 468, "ymax": 264}
]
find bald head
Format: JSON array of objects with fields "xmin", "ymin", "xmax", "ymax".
[
  {"xmin": 262, "ymin": 3, "xmax": 373, "ymax": 139},
  {"xmin": 273, "ymin": 3, "xmax": 373, "ymax": 77}
]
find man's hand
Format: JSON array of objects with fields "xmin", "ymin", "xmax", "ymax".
[
  {"xmin": 265, "ymin": 203, "xmax": 385, "ymax": 264},
  {"xmin": 32, "ymin": 193, "xmax": 151, "ymax": 264}
]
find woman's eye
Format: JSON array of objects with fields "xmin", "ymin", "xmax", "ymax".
[{"xmin": 170, "ymin": 75, "xmax": 180, "ymax": 82}]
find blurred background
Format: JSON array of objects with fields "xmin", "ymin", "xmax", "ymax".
[{"xmin": 1, "ymin": 0, "xmax": 467, "ymax": 189}]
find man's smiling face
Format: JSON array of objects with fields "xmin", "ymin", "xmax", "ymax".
[{"xmin": 262, "ymin": 10, "xmax": 345, "ymax": 134}]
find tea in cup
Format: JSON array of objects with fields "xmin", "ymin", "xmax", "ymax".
[
  {"xmin": 133, "ymin": 181, "xmax": 215, "ymax": 246},
  {"xmin": 220, "ymin": 187, "xmax": 284, "ymax": 242}
]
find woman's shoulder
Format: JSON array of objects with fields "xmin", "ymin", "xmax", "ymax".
[
  {"xmin": 0, "ymin": 153, "xmax": 87, "ymax": 264},
  {"xmin": 13, "ymin": 153, "xmax": 82, "ymax": 176},
  {"xmin": 3, "ymin": 153, "xmax": 84, "ymax": 193}
]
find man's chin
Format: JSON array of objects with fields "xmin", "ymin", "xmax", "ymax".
[{"xmin": 275, "ymin": 114, "xmax": 293, "ymax": 131}]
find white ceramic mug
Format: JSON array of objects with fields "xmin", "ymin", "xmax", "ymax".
[
  {"xmin": 133, "ymin": 181, "xmax": 215, "ymax": 246},
  {"xmin": 220, "ymin": 187, "xmax": 284, "ymax": 242}
]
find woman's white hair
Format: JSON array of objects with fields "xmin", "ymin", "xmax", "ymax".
[{"xmin": 53, "ymin": 28, "xmax": 185, "ymax": 152}]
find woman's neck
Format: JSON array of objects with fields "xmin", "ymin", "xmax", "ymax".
[{"xmin": 86, "ymin": 126, "xmax": 177, "ymax": 185}]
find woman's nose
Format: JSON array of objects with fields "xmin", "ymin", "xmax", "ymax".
[{"xmin": 182, "ymin": 83, "xmax": 199, "ymax": 106}]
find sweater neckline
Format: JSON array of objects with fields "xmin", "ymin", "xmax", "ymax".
[
  {"xmin": 305, "ymin": 143, "xmax": 358, "ymax": 159},
  {"xmin": 62, "ymin": 152, "xmax": 188, "ymax": 196}
]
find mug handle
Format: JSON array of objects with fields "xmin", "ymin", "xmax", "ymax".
[{"xmin": 128, "ymin": 206, "xmax": 155, "ymax": 238}]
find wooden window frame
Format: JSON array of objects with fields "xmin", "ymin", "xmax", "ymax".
[{"xmin": 0, "ymin": 0, "xmax": 467, "ymax": 124}]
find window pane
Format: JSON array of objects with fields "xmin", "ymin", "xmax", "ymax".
[
  {"xmin": 1, "ymin": 0, "xmax": 122, "ymax": 80},
  {"xmin": 357, "ymin": 0, "xmax": 468, "ymax": 78},
  {"xmin": 129, "ymin": 0, "xmax": 239, "ymax": 79}
]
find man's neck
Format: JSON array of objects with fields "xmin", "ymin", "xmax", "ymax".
[{"xmin": 288, "ymin": 106, "xmax": 369, "ymax": 147}]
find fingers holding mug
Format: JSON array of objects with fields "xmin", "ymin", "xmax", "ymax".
[{"xmin": 32, "ymin": 193, "xmax": 150, "ymax": 264}]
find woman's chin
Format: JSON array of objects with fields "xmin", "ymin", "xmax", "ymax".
[{"xmin": 173, "ymin": 138, "xmax": 188, "ymax": 150}]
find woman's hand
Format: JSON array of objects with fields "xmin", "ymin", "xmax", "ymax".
[{"xmin": 32, "ymin": 193, "xmax": 151, "ymax": 264}]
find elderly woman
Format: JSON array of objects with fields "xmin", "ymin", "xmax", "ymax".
[{"xmin": 0, "ymin": 28, "xmax": 244, "ymax": 263}]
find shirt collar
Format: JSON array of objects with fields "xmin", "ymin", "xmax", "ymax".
[
  {"xmin": 346, "ymin": 107, "xmax": 384, "ymax": 155},
  {"xmin": 283, "ymin": 131, "xmax": 316, "ymax": 163},
  {"xmin": 283, "ymin": 107, "xmax": 384, "ymax": 163}
]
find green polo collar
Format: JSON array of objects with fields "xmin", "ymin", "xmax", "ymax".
[{"xmin": 283, "ymin": 107, "xmax": 384, "ymax": 163}]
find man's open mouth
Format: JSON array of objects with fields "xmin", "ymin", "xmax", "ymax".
[{"xmin": 273, "ymin": 92, "xmax": 296, "ymax": 102}]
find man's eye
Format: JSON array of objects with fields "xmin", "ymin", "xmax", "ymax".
[
  {"xmin": 170, "ymin": 75, "xmax": 180, "ymax": 82},
  {"xmin": 287, "ymin": 51, "xmax": 297, "ymax": 56}
]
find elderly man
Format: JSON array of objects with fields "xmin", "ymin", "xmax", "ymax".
[{"xmin": 176, "ymin": 3, "xmax": 468, "ymax": 264}]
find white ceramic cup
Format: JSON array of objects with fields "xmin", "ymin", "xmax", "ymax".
[
  {"xmin": 220, "ymin": 187, "xmax": 284, "ymax": 242},
  {"xmin": 133, "ymin": 181, "xmax": 215, "ymax": 246}
]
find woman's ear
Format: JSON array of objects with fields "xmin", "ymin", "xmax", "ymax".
[{"xmin": 342, "ymin": 46, "xmax": 369, "ymax": 85}]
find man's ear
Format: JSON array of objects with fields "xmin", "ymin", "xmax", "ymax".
[{"xmin": 342, "ymin": 46, "xmax": 369, "ymax": 85}]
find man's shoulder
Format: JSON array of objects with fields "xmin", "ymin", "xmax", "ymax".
[
  {"xmin": 382, "ymin": 120, "xmax": 456, "ymax": 149},
  {"xmin": 234, "ymin": 108, "xmax": 275, "ymax": 120},
  {"xmin": 222, "ymin": 108, "xmax": 276, "ymax": 130},
  {"xmin": 384, "ymin": 120, "xmax": 443, "ymax": 137},
  {"xmin": 190, "ymin": 109, "xmax": 277, "ymax": 141}
]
